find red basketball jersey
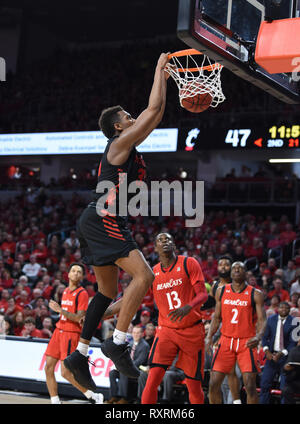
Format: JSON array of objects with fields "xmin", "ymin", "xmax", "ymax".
[
  {"xmin": 153, "ymin": 255, "xmax": 205, "ymax": 329},
  {"xmin": 220, "ymin": 283, "xmax": 257, "ymax": 338},
  {"xmin": 56, "ymin": 286, "xmax": 89, "ymax": 333}
]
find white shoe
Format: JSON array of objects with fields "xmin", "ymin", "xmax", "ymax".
[{"xmin": 89, "ymin": 393, "xmax": 104, "ymax": 404}]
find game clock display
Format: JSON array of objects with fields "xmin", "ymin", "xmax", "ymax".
[{"xmin": 178, "ymin": 124, "xmax": 300, "ymax": 150}]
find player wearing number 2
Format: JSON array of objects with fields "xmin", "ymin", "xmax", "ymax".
[
  {"xmin": 206, "ymin": 261, "xmax": 267, "ymax": 404},
  {"xmin": 141, "ymin": 232, "xmax": 208, "ymax": 404}
]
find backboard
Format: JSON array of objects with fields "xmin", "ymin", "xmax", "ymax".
[{"xmin": 177, "ymin": 0, "xmax": 300, "ymax": 103}]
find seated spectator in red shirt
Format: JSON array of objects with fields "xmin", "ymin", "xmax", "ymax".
[
  {"xmin": 247, "ymin": 275, "xmax": 261, "ymax": 290},
  {"xmin": 12, "ymin": 310, "xmax": 25, "ymax": 336},
  {"xmin": 2, "ymin": 249, "xmax": 14, "ymax": 269},
  {"xmin": 1, "ymin": 234, "xmax": 16, "ymax": 255},
  {"xmin": 137, "ymin": 309, "xmax": 152, "ymax": 331},
  {"xmin": 11, "ymin": 261, "xmax": 24, "ymax": 280},
  {"xmin": 0, "ymin": 269, "xmax": 14, "ymax": 290},
  {"xmin": 201, "ymin": 254, "xmax": 218, "ymax": 283},
  {"xmin": 265, "ymin": 294, "xmax": 280, "ymax": 317},
  {"xmin": 40, "ymin": 316, "xmax": 54, "ymax": 339},
  {"xmin": 21, "ymin": 316, "xmax": 43, "ymax": 338},
  {"xmin": 15, "ymin": 290, "xmax": 30, "ymax": 310},
  {"xmin": 267, "ymin": 278, "xmax": 290, "ymax": 302},
  {"xmin": 30, "ymin": 226, "xmax": 46, "ymax": 245},
  {"xmin": 244, "ymin": 237, "xmax": 264, "ymax": 260},
  {"xmin": 5, "ymin": 297, "xmax": 23, "ymax": 318},
  {"xmin": 1, "ymin": 315, "xmax": 14, "ymax": 335},
  {"xmin": 267, "ymin": 233, "xmax": 283, "ymax": 250},
  {"xmin": 32, "ymin": 241, "xmax": 48, "ymax": 264},
  {"xmin": 0, "ymin": 289, "xmax": 10, "ymax": 314},
  {"xmin": 279, "ymin": 223, "xmax": 297, "ymax": 246},
  {"xmin": 267, "ymin": 258, "xmax": 278, "ymax": 277},
  {"xmin": 17, "ymin": 243, "xmax": 31, "ymax": 262}
]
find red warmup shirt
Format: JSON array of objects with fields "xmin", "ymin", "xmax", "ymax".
[
  {"xmin": 220, "ymin": 284, "xmax": 257, "ymax": 339},
  {"xmin": 152, "ymin": 255, "xmax": 206, "ymax": 329},
  {"xmin": 56, "ymin": 286, "xmax": 89, "ymax": 333}
]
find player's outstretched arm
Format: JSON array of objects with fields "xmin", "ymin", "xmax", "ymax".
[
  {"xmin": 112, "ymin": 53, "xmax": 169, "ymax": 153},
  {"xmin": 246, "ymin": 289, "xmax": 267, "ymax": 349}
]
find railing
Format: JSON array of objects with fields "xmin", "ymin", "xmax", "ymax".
[
  {"xmin": 205, "ymin": 178, "xmax": 299, "ymax": 205},
  {"xmin": 268, "ymin": 247, "xmax": 283, "ymax": 268}
]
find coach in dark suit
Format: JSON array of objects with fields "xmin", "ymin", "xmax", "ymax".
[
  {"xmin": 259, "ymin": 302, "xmax": 297, "ymax": 404},
  {"xmin": 106, "ymin": 325, "xmax": 150, "ymax": 404}
]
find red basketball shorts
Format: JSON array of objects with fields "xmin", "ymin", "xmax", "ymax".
[
  {"xmin": 211, "ymin": 335, "xmax": 260, "ymax": 374},
  {"xmin": 148, "ymin": 322, "xmax": 205, "ymax": 380},
  {"xmin": 45, "ymin": 328, "xmax": 81, "ymax": 361}
]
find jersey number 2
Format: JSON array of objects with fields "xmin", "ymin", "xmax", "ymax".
[
  {"xmin": 166, "ymin": 291, "xmax": 181, "ymax": 310},
  {"xmin": 231, "ymin": 308, "xmax": 239, "ymax": 324}
]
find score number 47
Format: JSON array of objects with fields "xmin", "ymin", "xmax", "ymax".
[{"xmin": 225, "ymin": 129, "xmax": 251, "ymax": 147}]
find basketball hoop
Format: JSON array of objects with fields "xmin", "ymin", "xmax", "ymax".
[{"xmin": 165, "ymin": 49, "xmax": 225, "ymax": 109}]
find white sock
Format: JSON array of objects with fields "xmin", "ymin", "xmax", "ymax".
[
  {"xmin": 113, "ymin": 329, "xmax": 126, "ymax": 345},
  {"xmin": 50, "ymin": 395, "xmax": 61, "ymax": 404},
  {"xmin": 233, "ymin": 399, "xmax": 242, "ymax": 404},
  {"xmin": 77, "ymin": 342, "xmax": 89, "ymax": 356},
  {"xmin": 84, "ymin": 390, "xmax": 94, "ymax": 400}
]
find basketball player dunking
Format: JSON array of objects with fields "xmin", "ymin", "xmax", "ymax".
[
  {"xmin": 64, "ymin": 53, "xmax": 170, "ymax": 391},
  {"xmin": 206, "ymin": 262, "xmax": 267, "ymax": 404}
]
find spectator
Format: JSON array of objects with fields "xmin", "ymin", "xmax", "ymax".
[
  {"xmin": 268, "ymin": 278, "xmax": 290, "ymax": 302},
  {"xmin": 260, "ymin": 302, "xmax": 297, "ymax": 404},
  {"xmin": 5, "ymin": 297, "xmax": 23, "ymax": 318},
  {"xmin": 0, "ymin": 289, "xmax": 10, "ymax": 314},
  {"xmin": 283, "ymin": 260, "xmax": 296, "ymax": 286},
  {"xmin": 40, "ymin": 316, "xmax": 54, "ymax": 339},
  {"xmin": 64, "ymin": 230, "xmax": 80, "ymax": 249},
  {"xmin": 2, "ymin": 315, "xmax": 14, "ymax": 335},
  {"xmin": 267, "ymin": 258, "xmax": 278, "ymax": 277},
  {"xmin": 22, "ymin": 254, "xmax": 41, "ymax": 285},
  {"xmin": 290, "ymin": 273, "xmax": 300, "ymax": 297},
  {"xmin": 15, "ymin": 290, "xmax": 30, "ymax": 309},
  {"xmin": 21, "ymin": 316, "xmax": 43, "ymax": 338},
  {"xmin": 136, "ymin": 309, "xmax": 152, "ymax": 332},
  {"xmin": 0, "ymin": 269, "xmax": 14, "ymax": 290},
  {"xmin": 144, "ymin": 322, "xmax": 156, "ymax": 347},
  {"xmin": 12, "ymin": 310, "xmax": 25, "ymax": 336},
  {"xmin": 279, "ymin": 223, "xmax": 297, "ymax": 246},
  {"xmin": 266, "ymin": 295, "xmax": 281, "ymax": 318}
]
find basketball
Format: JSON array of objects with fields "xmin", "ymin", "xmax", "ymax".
[{"xmin": 180, "ymin": 82, "xmax": 213, "ymax": 113}]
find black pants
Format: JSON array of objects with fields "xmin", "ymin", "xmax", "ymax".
[{"xmin": 282, "ymin": 380, "xmax": 300, "ymax": 404}]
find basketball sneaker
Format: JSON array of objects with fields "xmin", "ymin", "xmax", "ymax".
[
  {"xmin": 100, "ymin": 338, "xmax": 140, "ymax": 378},
  {"xmin": 63, "ymin": 350, "xmax": 97, "ymax": 391}
]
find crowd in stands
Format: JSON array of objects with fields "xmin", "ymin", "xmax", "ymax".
[
  {"xmin": 0, "ymin": 38, "xmax": 298, "ymax": 136},
  {"xmin": 0, "ymin": 191, "xmax": 299, "ymax": 337},
  {"xmin": 0, "ymin": 190, "xmax": 300, "ymax": 402}
]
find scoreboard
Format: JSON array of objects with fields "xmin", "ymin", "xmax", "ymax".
[{"xmin": 178, "ymin": 124, "xmax": 300, "ymax": 150}]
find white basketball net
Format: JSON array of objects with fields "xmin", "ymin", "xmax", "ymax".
[{"xmin": 165, "ymin": 51, "xmax": 226, "ymax": 108}]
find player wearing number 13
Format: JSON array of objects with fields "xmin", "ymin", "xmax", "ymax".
[
  {"xmin": 141, "ymin": 233, "xmax": 208, "ymax": 404},
  {"xmin": 206, "ymin": 262, "xmax": 267, "ymax": 404}
]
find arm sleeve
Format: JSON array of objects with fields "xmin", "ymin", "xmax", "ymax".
[
  {"xmin": 188, "ymin": 281, "xmax": 208, "ymax": 309},
  {"xmin": 186, "ymin": 257, "xmax": 205, "ymax": 286}
]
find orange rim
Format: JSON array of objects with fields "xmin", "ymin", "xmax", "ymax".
[
  {"xmin": 168, "ymin": 49, "xmax": 203, "ymax": 58},
  {"xmin": 168, "ymin": 49, "xmax": 222, "ymax": 72}
]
